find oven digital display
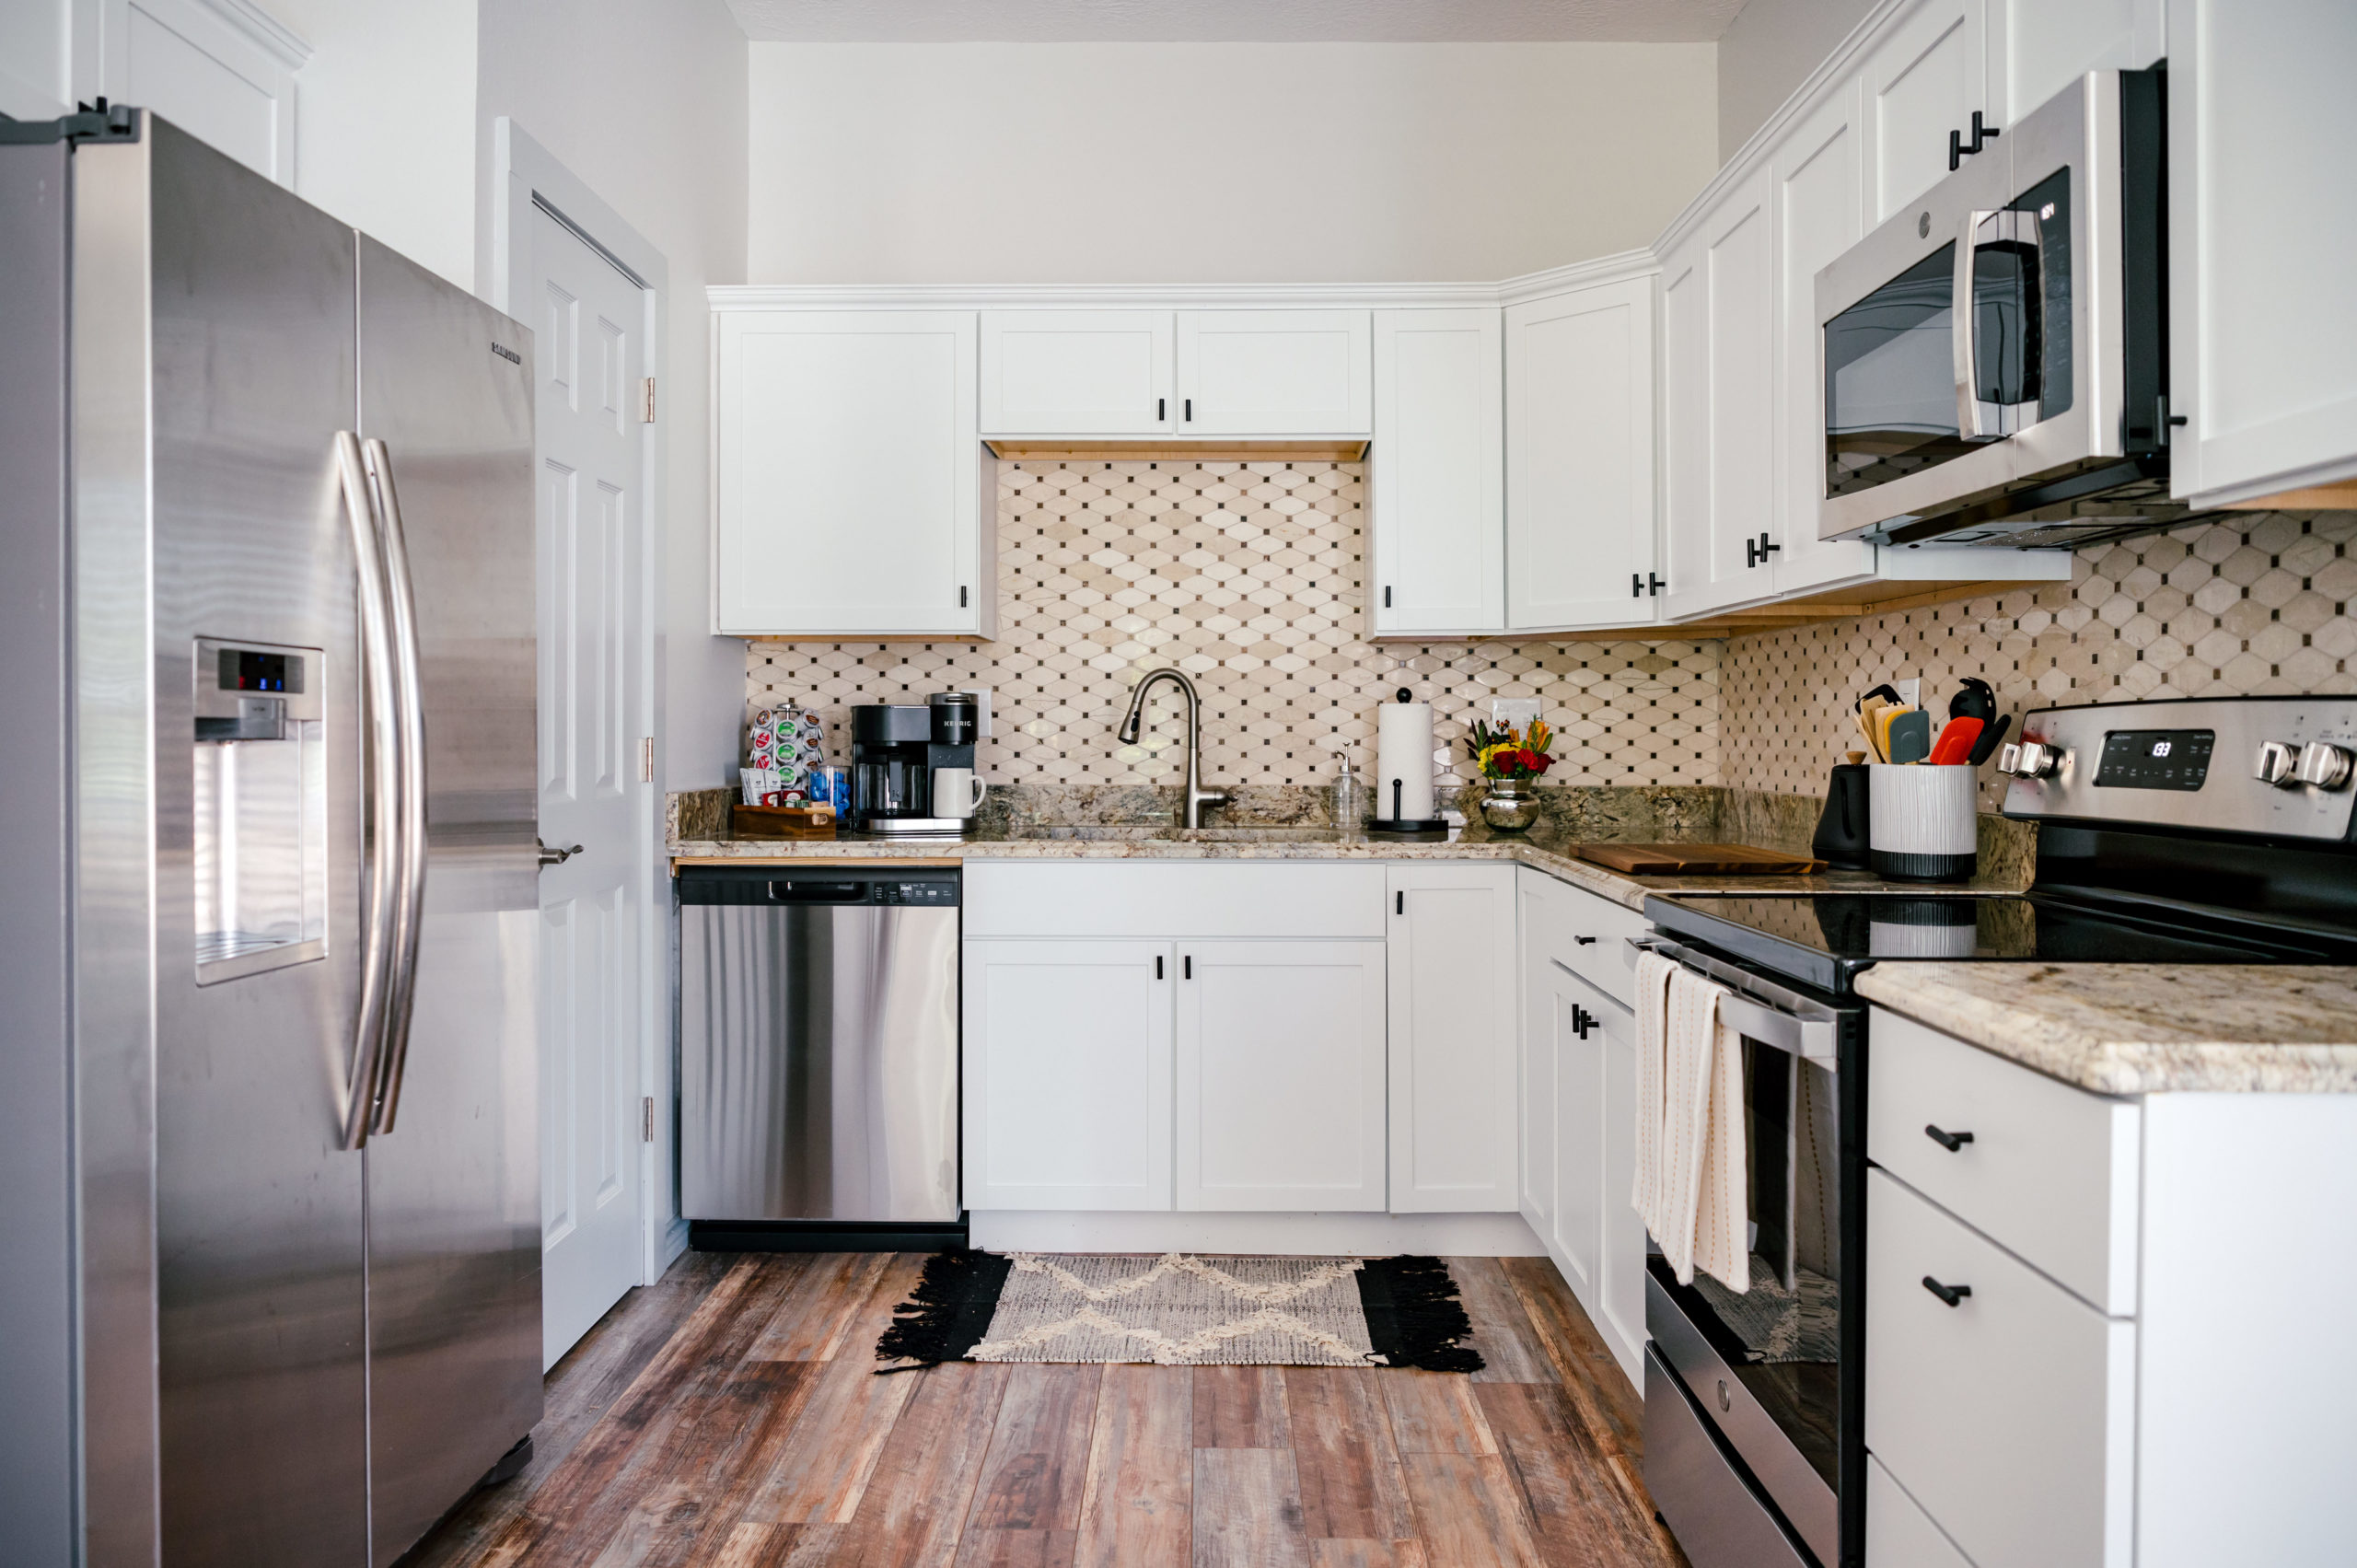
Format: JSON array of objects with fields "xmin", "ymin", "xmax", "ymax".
[{"xmin": 2094, "ymin": 729, "xmax": 2213, "ymax": 790}]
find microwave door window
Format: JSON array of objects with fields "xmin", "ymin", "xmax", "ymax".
[{"xmin": 1824, "ymin": 241, "xmax": 1986, "ymax": 498}]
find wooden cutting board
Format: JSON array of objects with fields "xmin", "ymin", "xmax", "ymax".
[
  {"xmin": 733, "ymin": 803, "xmax": 839, "ymax": 841},
  {"xmin": 1573, "ymin": 842, "xmax": 1826, "ymax": 875}
]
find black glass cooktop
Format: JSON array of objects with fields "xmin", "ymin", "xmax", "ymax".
[{"xmin": 1645, "ymin": 891, "xmax": 2355, "ymax": 995}]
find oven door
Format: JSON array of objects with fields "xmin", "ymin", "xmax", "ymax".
[
  {"xmin": 1815, "ymin": 72, "xmax": 2120, "ymax": 545},
  {"xmin": 1632, "ymin": 936, "xmax": 1864, "ymax": 1568}
]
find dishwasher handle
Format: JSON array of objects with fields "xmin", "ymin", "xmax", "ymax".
[{"xmin": 767, "ymin": 879, "xmax": 871, "ymax": 903}]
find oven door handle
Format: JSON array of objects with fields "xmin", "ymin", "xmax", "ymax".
[{"xmin": 1625, "ymin": 935, "xmax": 1840, "ymax": 1064}]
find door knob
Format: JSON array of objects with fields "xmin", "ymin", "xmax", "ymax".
[{"xmin": 538, "ymin": 840, "xmax": 584, "ymax": 867}]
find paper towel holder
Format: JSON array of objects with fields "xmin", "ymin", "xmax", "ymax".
[{"xmin": 1368, "ymin": 689, "xmax": 1449, "ymax": 836}]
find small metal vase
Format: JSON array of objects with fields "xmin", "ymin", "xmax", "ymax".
[{"xmin": 1480, "ymin": 779, "xmax": 1540, "ymax": 832}]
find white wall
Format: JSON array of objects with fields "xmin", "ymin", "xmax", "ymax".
[
  {"xmin": 476, "ymin": 0, "xmax": 749, "ymax": 789},
  {"xmin": 273, "ymin": 0, "xmax": 478, "ymax": 290},
  {"xmin": 746, "ymin": 41, "xmax": 1718, "ymax": 284},
  {"xmin": 1716, "ymin": 0, "xmax": 1877, "ymax": 161}
]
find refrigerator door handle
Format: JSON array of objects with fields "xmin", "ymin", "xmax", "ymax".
[
  {"xmin": 362, "ymin": 436, "xmax": 430, "ymax": 1135},
  {"xmin": 335, "ymin": 431, "xmax": 400, "ymax": 1150}
]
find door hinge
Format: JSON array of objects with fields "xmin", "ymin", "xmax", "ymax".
[
  {"xmin": 641, "ymin": 736, "xmax": 655, "ymax": 783},
  {"xmin": 641, "ymin": 377, "xmax": 656, "ymax": 424},
  {"xmin": 643, "ymin": 1097, "xmax": 656, "ymax": 1143}
]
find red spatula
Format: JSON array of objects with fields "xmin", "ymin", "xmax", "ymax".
[{"xmin": 1928, "ymin": 716, "xmax": 1984, "ymax": 766}]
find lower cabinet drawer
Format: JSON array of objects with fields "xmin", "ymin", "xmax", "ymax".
[
  {"xmin": 1866, "ymin": 1454, "xmax": 1973, "ymax": 1568},
  {"xmin": 1551, "ymin": 878, "xmax": 1650, "ymax": 1009},
  {"xmin": 1866, "ymin": 1168, "xmax": 2135, "ymax": 1568}
]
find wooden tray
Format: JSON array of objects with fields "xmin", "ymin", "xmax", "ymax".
[
  {"xmin": 732, "ymin": 803, "xmax": 838, "ymax": 841},
  {"xmin": 1573, "ymin": 842, "xmax": 1825, "ymax": 876}
]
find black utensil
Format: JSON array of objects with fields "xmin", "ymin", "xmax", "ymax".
[
  {"xmin": 1858, "ymin": 683, "xmax": 1901, "ymax": 711},
  {"xmin": 1967, "ymin": 713, "xmax": 2012, "ymax": 766},
  {"xmin": 1949, "ymin": 678, "xmax": 1997, "ymax": 722}
]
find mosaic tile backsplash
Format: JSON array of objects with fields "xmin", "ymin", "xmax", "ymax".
[
  {"xmin": 1720, "ymin": 511, "xmax": 2357, "ymax": 808},
  {"xmin": 746, "ymin": 460, "xmax": 1721, "ymax": 789}
]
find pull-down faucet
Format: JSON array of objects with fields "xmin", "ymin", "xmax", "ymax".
[{"xmin": 1117, "ymin": 668, "xmax": 1229, "ymax": 830}]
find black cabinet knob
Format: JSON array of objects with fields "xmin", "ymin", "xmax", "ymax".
[
  {"xmin": 1573, "ymin": 935, "xmax": 1596, "ymax": 946},
  {"xmin": 1924, "ymin": 1124, "xmax": 1975, "ymax": 1153},
  {"xmin": 1922, "ymin": 1275, "xmax": 1973, "ymax": 1308}
]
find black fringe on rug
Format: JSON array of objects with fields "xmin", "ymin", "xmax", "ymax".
[
  {"xmin": 1356, "ymin": 1255, "xmax": 1485, "ymax": 1373},
  {"xmin": 873, "ymin": 1249, "xmax": 1010, "ymax": 1373}
]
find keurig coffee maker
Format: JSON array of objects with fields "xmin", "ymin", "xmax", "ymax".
[{"xmin": 850, "ymin": 695, "xmax": 980, "ymax": 835}]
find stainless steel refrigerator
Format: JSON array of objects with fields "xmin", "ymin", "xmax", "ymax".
[{"xmin": 0, "ymin": 108, "xmax": 540, "ymax": 1566}]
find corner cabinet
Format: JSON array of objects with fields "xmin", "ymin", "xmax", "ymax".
[
  {"xmin": 713, "ymin": 310, "xmax": 993, "ymax": 637},
  {"xmin": 1386, "ymin": 865, "xmax": 1518, "ymax": 1214},
  {"xmin": 1505, "ymin": 277, "xmax": 1661, "ymax": 631},
  {"xmin": 1367, "ymin": 309, "xmax": 1505, "ymax": 636}
]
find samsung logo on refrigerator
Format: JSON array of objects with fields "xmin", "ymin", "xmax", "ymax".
[{"xmin": 491, "ymin": 342, "xmax": 522, "ymax": 366}]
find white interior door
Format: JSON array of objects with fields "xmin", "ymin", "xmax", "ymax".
[{"xmin": 530, "ymin": 203, "xmax": 649, "ymax": 1367}]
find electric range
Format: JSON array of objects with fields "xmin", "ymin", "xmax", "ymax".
[{"xmin": 1632, "ymin": 695, "xmax": 2357, "ymax": 1568}]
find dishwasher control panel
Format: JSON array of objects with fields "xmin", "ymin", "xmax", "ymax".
[{"xmin": 877, "ymin": 880, "xmax": 958, "ymax": 905}]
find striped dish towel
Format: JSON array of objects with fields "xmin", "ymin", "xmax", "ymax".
[{"xmin": 1632, "ymin": 952, "xmax": 1749, "ymax": 1294}]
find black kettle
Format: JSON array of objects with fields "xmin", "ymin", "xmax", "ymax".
[{"xmin": 1812, "ymin": 763, "xmax": 1872, "ymax": 871}]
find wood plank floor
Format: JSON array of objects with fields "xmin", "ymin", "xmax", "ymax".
[{"xmin": 400, "ymin": 1252, "xmax": 1689, "ymax": 1568}]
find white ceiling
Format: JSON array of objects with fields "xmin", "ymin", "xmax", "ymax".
[{"xmin": 725, "ymin": 0, "xmax": 1749, "ymax": 45}]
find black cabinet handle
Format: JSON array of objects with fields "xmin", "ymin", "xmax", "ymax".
[
  {"xmin": 1384, "ymin": 587, "xmax": 1393, "ymax": 608},
  {"xmin": 1924, "ymin": 1124, "xmax": 1975, "ymax": 1153},
  {"xmin": 1922, "ymin": 1275, "xmax": 1973, "ymax": 1308},
  {"xmin": 1949, "ymin": 110, "xmax": 2002, "ymax": 170},
  {"xmin": 1183, "ymin": 954, "xmax": 1191, "ymax": 980},
  {"xmin": 1573, "ymin": 935, "xmax": 1596, "ymax": 946},
  {"xmin": 1949, "ymin": 127, "xmax": 1964, "ymax": 171},
  {"xmin": 1396, "ymin": 891, "xmax": 1405, "ymax": 915},
  {"xmin": 1155, "ymin": 955, "xmax": 1164, "ymax": 979},
  {"xmin": 1645, "ymin": 573, "xmax": 1665, "ymax": 597},
  {"xmin": 959, "ymin": 586, "xmax": 969, "ymax": 608},
  {"xmin": 1184, "ymin": 397, "xmax": 1192, "ymax": 422},
  {"xmin": 1157, "ymin": 397, "xmax": 1166, "ymax": 421}
]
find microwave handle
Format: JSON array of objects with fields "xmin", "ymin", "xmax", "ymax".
[{"xmin": 1954, "ymin": 208, "xmax": 2044, "ymax": 440}]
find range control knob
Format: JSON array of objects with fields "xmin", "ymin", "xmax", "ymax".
[
  {"xmin": 2256, "ymin": 740, "xmax": 2301, "ymax": 787},
  {"xmin": 2002, "ymin": 739, "xmax": 2061, "ymax": 779},
  {"xmin": 2294, "ymin": 740, "xmax": 2355, "ymax": 790}
]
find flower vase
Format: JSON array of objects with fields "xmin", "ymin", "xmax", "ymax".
[{"xmin": 1480, "ymin": 779, "xmax": 1539, "ymax": 832}]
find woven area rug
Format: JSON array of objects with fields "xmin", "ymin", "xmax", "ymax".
[{"xmin": 875, "ymin": 1251, "xmax": 1483, "ymax": 1373}]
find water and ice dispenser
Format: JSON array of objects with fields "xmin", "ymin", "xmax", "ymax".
[{"xmin": 192, "ymin": 638, "xmax": 327, "ymax": 981}]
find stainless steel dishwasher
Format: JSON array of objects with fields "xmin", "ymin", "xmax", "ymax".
[{"xmin": 678, "ymin": 867, "xmax": 960, "ymax": 1231}]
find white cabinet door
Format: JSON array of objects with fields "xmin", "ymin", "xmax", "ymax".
[
  {"xmin": 1595, "ymin": 988, "xmax": 1648, "ymax": 1387},
  {"xmin": 714, "ymin": 310, "xmax": 984, "ymax": 635},
  {"xmin": 1369, "ymin": 308, "xmax": 1504, "ymax": 636},
  {"xmin": 2168, "ymin": 0, "xmax": 2357, "ymax": 504},
  {"xmin": 1177, "ymin": 309, "xmax": 1373, "ymax": 436},
  {"xmin": 1505, "ymin": 280, "xmax": 1660, "ymax": 631},
  {"xmin": 1986, "ymin": 0, "xmax": 2162, "ymax": 128},
  {"xmin": 1663, "ymin": 165, "xmax": 1779, "ymax": 621},
  {"xmin": 1772, "ymin": 80, "xmax": 1882, "ymax": 597},
  {"xmin": 1386, "ymin": 865, "xmax": 1518, "ymax": 1214},
  {"xmin": 1517, "ymin": 873, "xmax": 1561, "ymax": 1241},
  {"xmin": 1864, "ymin": 0, "xmax": 1991, "ymax": 226},
  {"xmin": 1548, "ymin": 962, "xmax": 1606, "ymax": 1302},
  {"xmin": 1175, "ymin": 941, "xmax": 1388, "ymax": 1212},
  {"xmin": 979, "ymin": 310, "xmax": 1174, "ymax": 436},
  {"xmin": 964, "ymin": 939, "xmax": 1174, "ymax": 1211}
]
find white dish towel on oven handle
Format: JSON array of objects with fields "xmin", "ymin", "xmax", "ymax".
[{"xmin": 1632, "ymin": 950, "xmax": 1749, "ymax": 1293}]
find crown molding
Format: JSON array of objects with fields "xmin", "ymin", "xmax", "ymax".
[
  {"xmin": 707, "ymin": 280, "xmax": 1531, "ymax": 310},
  {"xmin": 1495, "ymin": 247, "xmax": 1658, "ymax": 305}
]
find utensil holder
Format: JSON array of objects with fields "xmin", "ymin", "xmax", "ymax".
[{"xmin": 1868, "ymin": 764, "xmax": 1977, "ymax": 882}]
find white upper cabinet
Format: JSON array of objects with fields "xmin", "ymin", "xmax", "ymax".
[
  {"xmin": 1986, "ymin": 0, "xmax": 2163, "ymax": 126},
  {"xmin": 714, "ymin": 310, "xmax": 987, "ymax": 637},
  {"xmin": 2168, "ymin": 0, "xmax": 2357, "ymax": 505},
  {"xmin": 1505, "ymin": 276, "xmax": 1660, "ymax": 631},
  {"xmin": 1176, "ymin": 309, "xmax": 1373, "ymax": 436},
  {"xmin": 1663, "ymin": 164, "xmax": 1779, "ymax": 621},
  {"xmin": 1369, "ymin": 308, "xmax": 1504, "ymax": 637},
  {"xmin": 980, "ymin": 310, "xmax": 1174, "ymax": 436},
  {"xmin": 1771, "ymin": 80, "xmax": 1880, "ymax": 594},
  {"xmin": 1864, "ymin": 0, "xmax": 1989, "ymax": 226}
]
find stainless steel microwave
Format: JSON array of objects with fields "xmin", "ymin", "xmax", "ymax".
[{"xmin": 1816, "ymin": 68, "xmax": 2193, "ymax": 549}]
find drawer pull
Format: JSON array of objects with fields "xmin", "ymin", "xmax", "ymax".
[
  {"xmin": 1573, "ymin": 935, "xmax": 1596, "ymax": 945},
  {"xmin": 1924, "ymin": 1124, "xmax": 1975, "ymax": 1152},
  {"xmin": 1922, "ymin": 1275, "xmax": 1973, "ymax": 1308}
]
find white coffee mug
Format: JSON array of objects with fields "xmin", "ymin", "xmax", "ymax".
[{"xmin": 933, "ymin": 767, "xmax": 987, "ymax": 819}]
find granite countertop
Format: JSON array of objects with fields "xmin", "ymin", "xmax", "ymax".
[
  {"xmin": 1855, "ymin": 963, "xmax": 2357, "ymax": 1095},
  {"xmin": 668, "ymin": 818, "xmax": 2019, "ymax": 913}
]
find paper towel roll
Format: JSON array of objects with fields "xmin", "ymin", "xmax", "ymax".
[{"xmin": 1376, "ymin": 697, "xmax": 1436, "ymax": 821}]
